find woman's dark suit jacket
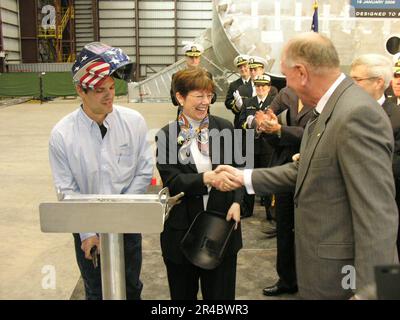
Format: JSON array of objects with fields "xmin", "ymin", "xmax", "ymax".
[{"xmin": 156, "ymin": 115, "xmax": 243, "ymax": 264}]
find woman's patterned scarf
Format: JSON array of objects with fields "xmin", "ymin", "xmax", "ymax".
[{"xmin": 177, "ymin": 111, "xmax": 209, "ymax": 161}]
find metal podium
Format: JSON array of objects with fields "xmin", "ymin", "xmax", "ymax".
[{"xmin": 39, "ymin": 187, "xmax": 182, "ymax": 300}]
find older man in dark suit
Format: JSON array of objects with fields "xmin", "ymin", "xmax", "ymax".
[
  {"xmin": 351, "ymin": 53, "xmax": 400, "ymax": 258},
  {"xmin": 215, "ymin": 32, "xmax": 399, "ymax": 299}
]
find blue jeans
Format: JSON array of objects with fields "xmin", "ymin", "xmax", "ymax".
[{"xmin": 73, "ymin": 233, "xmax": 143, "ymax": 300}]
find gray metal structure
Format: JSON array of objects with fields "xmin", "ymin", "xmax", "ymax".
[
  {"xmin": 216, "ymin": 0, "xmax": 400, "ymax": 76},
  {"xmin": 131, "ymin": 0, "xmax": 400, "ymax": 102},
  {"xmin": 39, "ymin": 187, "xmax": 181, "ymax": 300}
]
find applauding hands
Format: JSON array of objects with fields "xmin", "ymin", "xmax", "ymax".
[{"xmin": 254, "ymin": 109, "xmax": 281, "ymax": 134}]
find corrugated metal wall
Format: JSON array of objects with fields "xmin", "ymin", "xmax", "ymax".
[
  {"xmin": 98, "ymin": 0, "xmax": 212, "ymax": 79},
  {"xmin": 1, "ymin": 0, "xmax": 20, "ymax": 64},
  {"xmin": 7, "ymin": 62, "xmax": 72, "ymax": 72},
  {"xmin": 3, "ymin": 0, "xmax": 212, "ymax": 78},
  {"xmin": 75, "ymin": 0, "xmax": 96, "ymax": 54}
]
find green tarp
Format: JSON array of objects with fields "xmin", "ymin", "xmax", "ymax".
[
  {"xmin": 0, "ymin": 73, "xmax": 40, "ymax": 97},
  {"xmin": 0, "ymin": 72, "xmax": 128, "ymax": 97},
  {"xmin": 42, "ymin": 72, "xmax": 77, "ymax": 97}
]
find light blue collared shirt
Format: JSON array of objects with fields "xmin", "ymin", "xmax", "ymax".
[{"xmin": 49, "ymin": 105, "xmax": 153, "ymax": 241}]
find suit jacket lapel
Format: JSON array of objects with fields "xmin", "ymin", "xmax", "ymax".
[
  {"xmin": 382, "ymin": 99, "xmax": 393, "ymax": 117},
  {"xmin": 208, "ymin": 116, "xmax": 221, "ymax": 170},
  {"xmin": 296, "ymin": 104, "xmax": 313, "ymax": 121},
  {"xmin": 294, "ymin": 77, "xmax": 354, "ymax": 198}
]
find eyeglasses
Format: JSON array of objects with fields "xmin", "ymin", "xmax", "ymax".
[
  {"xmin": 351, "ymin": 76, "xmax": 379, "ymax": 83},
  {"xmin": 188, "ymin": 93, "xmax": 214, "ymax": 101}
]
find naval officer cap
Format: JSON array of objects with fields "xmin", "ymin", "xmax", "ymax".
[
  {"xmin": 394, "ymin": 60, "xmax": 400, "ymax": 76},
  {"xmin": 234, "ymin": 54, "xmax": 250, "ymax": 67},
  {"xmin": 254, "ymin": 74, "xmax": 271, "ymax": 86},
  {"xmin": 248, "ymin": 56, "xmax": 268, "ymax": 69},
  {"xmin": 183, "ymin": 43, "xmax": 204, "ymax": 57}
]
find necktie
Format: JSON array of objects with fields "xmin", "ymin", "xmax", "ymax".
[
  {"xmin": 99, "ymin": 124, "xmax": 107, "ymax": 139},
  {"xmin": 259, "ymin": 100, "xmax": 264, "ymax": 109},
  {"xmin": 307, "ymin": 109, "xmax": 320, "ymax": 138}
]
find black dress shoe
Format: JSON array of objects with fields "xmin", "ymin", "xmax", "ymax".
[
  {"xmin": 264, "ymin": 230, "xmax": 277, "ymax": 239},
  {"xmin": 262, "ymin": 227, "xmax": 277, "ymax": 238},
  {"xmin": 263, "ymin": 284, "xmax": 298, "ymax": 296},
  {"xmin": 261, "ymin": 225, "xmax": 276, "ymax": 234}
]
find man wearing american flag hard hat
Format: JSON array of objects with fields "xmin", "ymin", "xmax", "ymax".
[
  {"xmin": 71, "ymin": 42, "xmax": 134, "ymax": 89},
  {"xmin": 48, "ymin": 42, "xmax": 153, "ymax": 300}
]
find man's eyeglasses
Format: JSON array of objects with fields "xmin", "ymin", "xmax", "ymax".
[
  {"xmin": 351, "ymin": 76, "xmax": 379, "ymax": 83},
  {"xmin": 188, "ymin": 93, "xmax": 215, "ymax": 101}
]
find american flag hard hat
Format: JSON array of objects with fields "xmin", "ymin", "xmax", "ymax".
[{"xmin": 72, "ymin": 42, "xmax": 134, "ymax": 89}]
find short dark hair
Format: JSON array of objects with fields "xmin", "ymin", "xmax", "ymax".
[{"xmin": 172, "ymin": 68, "xmax": 215, "ymax": 97}]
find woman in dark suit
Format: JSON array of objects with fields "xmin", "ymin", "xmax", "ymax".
[{"xmin": 156, "ymin": 68, "xmax": 243, "ymax": 300}]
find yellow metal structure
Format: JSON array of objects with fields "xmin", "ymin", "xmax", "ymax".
[{"xmin": 38, "ymin": 0, "xmax": 75, "ymax": 62}]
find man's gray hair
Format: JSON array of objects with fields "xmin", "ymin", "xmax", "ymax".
[
  {"xmin": 283, "ymin": 32, "xmax": 340, "ymax": 74},
  {"xmin": 351, "ymin": 54, "xmax": 393, "ymax": 90}
]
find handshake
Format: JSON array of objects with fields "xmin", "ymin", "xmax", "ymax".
[
  {"xmin": 203, "ymin": 165, "xmax": 244, "ymax": 192},
  {"xmin": 254, "ymin": 109, "xmax": 281, "ymax": 134}
]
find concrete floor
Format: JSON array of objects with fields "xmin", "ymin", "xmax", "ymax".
[{"xmin": 0, "ymin": 97, "xmax": 297, "ymax": 300}]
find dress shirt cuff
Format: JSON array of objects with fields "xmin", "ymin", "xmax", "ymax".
[
  {"xmin": 80, "ymin": 232, "xmax": 97, "ymax": 242},
  {"xmin": 246, "ymin": 115, "xmax": 255, "ymax": 129},
  {"xmin": 243, "ymin": 169, "xmax": 255, "ymax": 194}
]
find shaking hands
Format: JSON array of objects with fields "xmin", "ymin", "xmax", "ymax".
[{"xmin": 203, "ymin": 165, "xmax": 244, "ymax": 192}]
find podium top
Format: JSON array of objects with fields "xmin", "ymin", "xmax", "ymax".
[
  {"xmin": 39, "ymin": 201, "xmax": 164, "ymax": 234},
  {"xmin": 39, "ymin": 188, "xmax": 180, "ymax": 234}
]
